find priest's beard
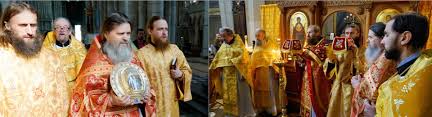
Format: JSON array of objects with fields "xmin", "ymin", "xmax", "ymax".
[
  {"xmin": 256, "ymin": 39, "xmax": 266, "ymax": 47},
  {"xmin": 384, "ymin": 47, "xmax": 401, "ymax": 61},
  {"xmin": 365, "ymin": 45, "xmax": 383, "ymax": 65},
  {"xmin": 103, "ymin": 41, "xmax": 133, "ymax": 64},
  {"xmin": 354, "ymin": 38, "xmax": 361, "ymax": 47},
  {"xmin": 6, "ymin": 30, "xmax": 42, "ymax": 58},
  {"xmin": 307, "ymin": 36, "xmax": 321, "ymax": 45},
  {"xmin": 56, "ymin": 35, "xmax": 69, "ymax": 44},
  {"xmin": 153, "ymin": 37, "xmax": 169, "ymax": 51}
]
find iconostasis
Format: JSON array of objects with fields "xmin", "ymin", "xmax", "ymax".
[
  {"xmin": 259, "ymin": 1, "xmax": 416, "ymax": 103},
  {"xmin": 274, "ymin": 1, "xmax": 414, "ymax": 47}
]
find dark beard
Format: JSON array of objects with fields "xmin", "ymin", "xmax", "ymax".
[
  {"xmin": 307, "ymin": 36, "xmax": 321, "ymax": 45},
  {"xmin": 153, "ymin": 38, "xmax": 169, "ymax": 51},
  {"xmin": 384, "ymin": 47, "xmax": 401, "ymax": 61},
  {"xmin": 354, "ymin": 38, "xmax": 361, "ymax": 47},
  {"xmin": 6, "ymin": 30, "xmax": 42, "ymax": 58}
]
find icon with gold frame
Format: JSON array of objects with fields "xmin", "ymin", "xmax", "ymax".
[{"xmin": 110, "ymin": 62, "xmax": 149, "ymax": 104}]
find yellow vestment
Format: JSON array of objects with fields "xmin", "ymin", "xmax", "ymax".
[
  {"xmin": 209, "ymin": 34, "xmax": 252, "ymax": 116},
  {"xmin": 43, "ymin": 31, "xmax": 87, "ymax": 97},
  {"xmin": 0, "ymin": 44, "xmax": 69, "ymax": 116},
  {"xmin": 249, "ymin": 39, "xmax": 278, "ymax": 114},
  {"xmin": 137, "ymin": 44, "xmax": 192, "ymax": 117},
  {"xmin": 326, "ymin": 38, "xmax": 365, "ymax": 117},
  {"xmin": 376, "ymin": 49, "xmax": 432, "ymax": 116}
]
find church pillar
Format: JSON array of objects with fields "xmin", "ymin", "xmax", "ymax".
[
  {"xmin": 168, "ymin": 1, "xmax": 177, "ymax": 44},
  {"xmin": 218, "ymin": 0, "xmax": 234, "ymax": 28},
  {"xmin": 201, "ymin": 1, "xmax": 209, "ymax": 57},
  {"xmin": 245, "ymin": 0, "xmax": 265, "ymax": 46},
  {"xmin": 148, "ymin": 1, "xmax": 164, "ymax": 18},
  {"xmin": 364, "ymin": 4, "xmax": 372, "ymax": 46},
  {"xmin": 137, "ymin": 1, "xmax": 146, "ymax": 29}
]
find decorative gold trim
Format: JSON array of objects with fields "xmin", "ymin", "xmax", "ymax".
[{"xmin": 110, "ymin": 62, "xmax": 149, "ymax": 103}]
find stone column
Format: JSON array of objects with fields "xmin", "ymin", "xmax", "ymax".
[
  {"xmin": 245, "ymin": 0, "xmax": 265, "ymax": 45},
  {"xmin": 137, "ymin": 1, "xmax": 146, "ymax": 29},
  {"xmin": 218, "ymin": 0, "xmax": 234, "ymax": 28},
  {"xmin": 148, "ymin": 1, "xmax": 164, "ymax": 18},
  {"xmin": 201, "ymin": 1, "xmax": 209, "ymax": 57},
  {"xmin": 168, "ymin": 1, "xmax": 177, "ymax": 43}
]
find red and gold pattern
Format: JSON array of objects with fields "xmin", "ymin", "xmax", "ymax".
[
  {"xmin": 292, "ymin": 40, "xmax": 302, "ymax": 50},
  {"xmin": 282, "ymin": 40, "xmax": 292, "ymax": 50},
  {"xmin": 70, "ymin": 35, "xmax": 156, "ymax": 117},
  {"xmin": 300, "ymin": 39, "xmax": 332, "ymax": 117},
  {"xmin": 332, "ymin": 37, "xmax": 347, "ymax": 51},
  {"xmin": 351, "ymin": 54, "xmax": 396, "ymax": 117}
]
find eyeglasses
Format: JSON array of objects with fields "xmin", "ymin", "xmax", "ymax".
[{"xmin": 55, "ymin": 26, "xmax": 70, "ymax": 31}]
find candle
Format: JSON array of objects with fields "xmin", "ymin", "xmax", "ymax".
[{"xmin": 244, "ymin": 35, "xmax": 248, "ymax": 47}]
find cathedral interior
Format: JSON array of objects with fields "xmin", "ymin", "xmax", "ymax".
[
  {"xmin": 209, "ymin": 1, "xmax": 432, "ymax": 117},
  {"xmin": 2, "ymin": 0, "xmax": 432, "ymax": 117},
  {"xmin": 0, "ymin": 1, "xmax": 208, "ymax": 117}
]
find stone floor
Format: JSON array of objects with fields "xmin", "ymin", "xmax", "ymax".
[{"xmin": 179, "ymin": 57, "xmax": 209, "ymax": 117}]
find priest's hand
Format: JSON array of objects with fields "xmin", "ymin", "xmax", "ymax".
[
  {"xmin": 363, "ymin": 100, "xmax": 376, "ymax": 117},
  {"xmin": 351, "ymin": 75, "xmax": 362, "ymax": 88},
  {"xmin": 109, "ymin": 93, "xmax": 138, "ymax": 107},
  {"xmin": 142, "ymin": 89, "xmax": 155, "ymax": 103},
  {"xmin": 171, "ymin": 67, "xmax": 183, "ymax": 80}
]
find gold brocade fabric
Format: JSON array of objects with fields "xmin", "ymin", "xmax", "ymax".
[
  {"xmin": 222, "ymin": 66, "xmax": 240, "ymax": 116},
  {"xmin": 260, "ymin": 4, "xmax": 280, "ymax": 50},
  {"xmin": 419, "ymin": 1, "xmax": 432, "ymax": 49},
  {"xmin": 0, "ymin": 45, "xmax": 69, "ymax": 116},
  {"xmin": 325, "ymin": 37, "xmax": 366, "ymax": 117},
  {"xmin": 249, "ymin": 41, "xmax": 277, "ymax": 112},
  {"xmin": 350, "ymin": 54, "xmax": 396, "ymax": 117},
  {"xmin": 327, "ymin": 48, "xmax": 356, "ymax": 117},
  {"xmin": 250, "ymin": 42, "xmax": 275, "ymax": 70},
  {"xmin": 355, "ymin": 47, "xmax": 367, "ymax": 74},
  {"xmin": 137, "ymin": 44, "xmax": 192, "ymax": 117},
  {"xmin": 209, "ymin": 34, "xmax": 252, "ymax": 87},
  {"xmin": 43, "ymin": 31, "xmax": 87, "ymax": 98},
  {"xmin": 70, "ymin": 36, "xmax": 155, "ymax": 116},
  {"xmin": 376, "ymin": 49, "xmax": 432, "ymax": 117},
  {"xmin": 300, "ymin": 40, "xmax": 332, "ymax": 117},
  {"xmin": 209, "ymin": 34, "xmax": 251, "ymax": 116}
]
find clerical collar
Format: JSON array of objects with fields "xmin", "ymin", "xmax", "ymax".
[
  {"xmin": 225, "ymin": 37, "xmax": 235, "ymax": 45},
  {"xmin": 55, "ymin": 39, "xmax": 70, "ymax": 47},
  {"xmin": 396, "ymin": 51, "xmax": 421, "ymax": 76}
]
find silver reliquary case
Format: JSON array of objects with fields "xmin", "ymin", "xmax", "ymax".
[{"xmin": 110, "ymin": 62, "xmax": 149, "ymax": 103}]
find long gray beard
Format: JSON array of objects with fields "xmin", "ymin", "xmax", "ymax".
[
  {"xmin": 103, "ymin": 41, "xmax": 133, "ymax": 64},
  {"xmin": 365, "ymin": 46, "xmax": 383, "ymax": 65},
  {"xmin": 256, "ymin": 39, "xmax": 266, "ymax": 47}
]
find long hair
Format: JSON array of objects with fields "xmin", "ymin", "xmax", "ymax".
[
  {"xmin": 369, "ymin": 22, "xmax": 385, "ymax": 38},
  {"xmin": 0, "ymin": 2, "xmax": 37, "ymax": 47},
  {"xmin": 146, "ymin": 16, "xmax": 166, "ymax": 43},
  {"xmin": 100, "ymin": 12, "xmax": 131, "ymax": 42}
]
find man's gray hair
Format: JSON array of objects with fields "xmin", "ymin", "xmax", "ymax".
[
  {"xmin": 255, "ymin": 28, "xmax": 266, "ymax": 36},
  {"xmin": 52, "ymin": 17, "xmax": 71, "ymax": 30},
  {"xmin": 219, "ymin": 27, "xmax": 234, "ymax": 36}
]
